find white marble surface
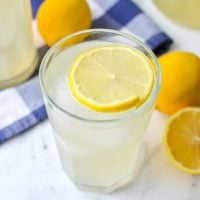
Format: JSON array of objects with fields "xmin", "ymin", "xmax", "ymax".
[{"xmin": 1, "ymin": 0, "xmax": 200, "ymax": 199}]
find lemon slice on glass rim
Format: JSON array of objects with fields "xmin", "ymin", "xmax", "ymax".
[{"xmin": 69, "ymin": 45, "xmax": 154, "ymax": 112}]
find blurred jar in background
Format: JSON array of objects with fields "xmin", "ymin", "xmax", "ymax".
[
  {"xmin": 0, "ymin": 0, "xmax": 38, "ymax": 89},
  {"xmin": 153, "ymin": 0, "xmax": 200, "ymax": 29}
]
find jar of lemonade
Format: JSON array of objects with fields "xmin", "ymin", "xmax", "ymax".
[
  {"xmin": 0, "ymin": 0, "xmax": 38, "ymax": 89},
  {"xmin": 153, "ymin": 0, "xmax": 200, "ymax": 29}
]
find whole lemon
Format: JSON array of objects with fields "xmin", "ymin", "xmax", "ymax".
[
  {"xmin": 156, "ymin": 51, "xmax": 200, "ymax": 115},
  {"xmin": 37, "ymin": 0, "xmax": 92, "ymax": 46}
]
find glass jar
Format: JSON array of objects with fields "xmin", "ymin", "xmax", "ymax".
[
  {"xmin": 153, "ymin": 0, "xmax": 200, "ymax": 29},
  {"xmin": 0, "ymin": 0, "xmax": 38, "ymax": 89},
  {"xmin": 39, "ymin": 29, "xmax": 161, "ymax": 193}
]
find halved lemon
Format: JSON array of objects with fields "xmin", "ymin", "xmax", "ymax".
[
  {"xmin": 164, "ymin": 107, "xmax": 200, "ymax": 174},
  {"xmin": 69, "ymin": 45, "xmax": 154, "ymax": 112}
]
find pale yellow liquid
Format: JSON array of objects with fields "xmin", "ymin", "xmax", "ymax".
[
  {"xmin": 154, "ymin": 0, "xmax": 200, "ymax": 29},
  {"xmin": 44, "ymin": 41, "xmax": 155, "ymax": 192},
  {"xmin": 0, "ymin": 0, "xmax": 38, "ymax": 88}
]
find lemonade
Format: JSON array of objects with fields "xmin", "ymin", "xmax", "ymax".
[
  {"xmin": 40, "ymin": 29, "xmax": 161, "ymax": 193},
  {"xmin": 0, "ymin": 0, "xmax": 38, "ymax": 89},
  {"xmin": 153, "ymin": 0, "xmax": 200, "ymax": 29}
]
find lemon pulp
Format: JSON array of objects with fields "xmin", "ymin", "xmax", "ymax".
[{"xmin": 164, "ymin": 107, "xmax": 200, "ymax": 174}]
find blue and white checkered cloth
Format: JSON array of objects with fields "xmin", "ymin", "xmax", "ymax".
[{"xmin": 0, "ymin": 0, "xmax": 173, "ymax": 144}]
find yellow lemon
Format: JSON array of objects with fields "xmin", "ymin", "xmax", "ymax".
[
  {"xmin": 164, "ymin": 107, "xmax": 200, "ymax": 174},
  {"xmin": 69, "ymin": 45, "xmax": 154, "ymax": 112},
  {"xmin": 156, "ymin": 51, "xmax": 200, "ymax": 115},
  {"xmin": 37, "ymin": 0, "xmax": 92, "ymax": 46}
]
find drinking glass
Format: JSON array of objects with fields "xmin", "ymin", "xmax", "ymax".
[{"xmin": 39, "ymin": 29, "xmax": 161, "ymax": 193}]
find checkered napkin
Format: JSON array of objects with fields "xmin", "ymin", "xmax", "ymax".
[{"xmin": 0, "ymin": 0, "xmax": 173, "ymax": 144}]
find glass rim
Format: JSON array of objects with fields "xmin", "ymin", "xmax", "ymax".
[{"xmin": 39, "ymin": 28, "xmax": 161, "ymax": 123}]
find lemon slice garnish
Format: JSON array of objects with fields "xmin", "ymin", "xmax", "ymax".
[{"xmin": 69, "ymin": 45, "xmax": 154, "ymax": 112}]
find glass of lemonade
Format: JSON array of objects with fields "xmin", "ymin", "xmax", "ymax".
[
  {"xmin": 0, "ymin": 0, "xmax": 38, "ymax": 89},
  {"xmin": 39, "ymin": 29, "xmax": 161, "ymax": 193}
]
